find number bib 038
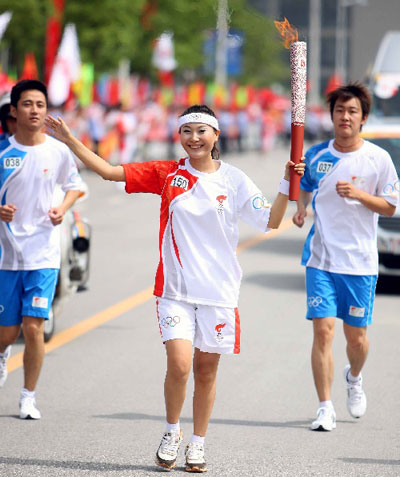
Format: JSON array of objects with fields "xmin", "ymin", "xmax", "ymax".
[{"xmin": 3, "ymin": 157, "xmax": 22, "ymax": 169}]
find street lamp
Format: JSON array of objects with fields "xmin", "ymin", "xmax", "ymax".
[
  {"xmin": 309, "ymin": 0, "xmax": 321, "ymax": 105},
  {"xmin": 215, "ymin": 0, "xmax": 228, "ymax": 88}
]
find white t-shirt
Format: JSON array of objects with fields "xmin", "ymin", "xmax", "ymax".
[
  {"xmin": 0, "ymin": 135, "xmax": 84, "ymax": 270},
  {"xmin": 300, "ymin": 139, "xmax": 399, "ymax": 275},
  {"xmin": 123, "ymin": 158, "xmax": 272, "ymax": 308}
]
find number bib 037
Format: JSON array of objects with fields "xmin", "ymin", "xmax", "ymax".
[{"xmin": 317, "ymin": 161, "xmax": 332, "ymax": 174}]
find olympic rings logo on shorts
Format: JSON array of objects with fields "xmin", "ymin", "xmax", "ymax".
[
  {"xmin": 161, "ymin": 316, "xmax": 181, "ymax": 328},
  {"xmin": 252, "ymin": 195, "xmax": 271, "ymax": 210},
  {"xmin": 383, "ymin": 180, "xmax": 400, "ymax": 197},
  {"xmin": 308, "ymin": 296, "xmax": 322, "ymax": 307}
]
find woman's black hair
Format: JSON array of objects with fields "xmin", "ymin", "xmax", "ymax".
[{"xmin": 180, "ymin": 104, "xmax": 220, "ymax": 160}]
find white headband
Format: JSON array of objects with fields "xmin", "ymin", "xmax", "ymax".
[{"xmin": 178, "ymin": 113, "xmax": 219, "ymax": 131}]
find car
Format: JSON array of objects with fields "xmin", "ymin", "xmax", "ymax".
[{"xmin": 361, "ymin": 123, "xmax": 400, "ymax": 278}]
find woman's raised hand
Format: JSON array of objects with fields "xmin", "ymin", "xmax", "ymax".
[{"xmin": 45, "ymin": 116, "xmax": 73, "ymax": 144}]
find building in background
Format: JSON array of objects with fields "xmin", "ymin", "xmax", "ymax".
[{"xmin": 249, "ymin": 0, "xmax": 400, "ymax": 101}]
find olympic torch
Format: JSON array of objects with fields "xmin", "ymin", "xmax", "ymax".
[{"xmin": 274, "ymin": 18, "xmax": 307, "ymax": 201}]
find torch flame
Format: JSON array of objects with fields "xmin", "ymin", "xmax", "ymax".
[{"xmin": 274, "ymin": 17, "xmax": 298, "ymax": 49}]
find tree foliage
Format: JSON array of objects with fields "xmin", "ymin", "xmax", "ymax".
[
  {"xmin": 0, "ymin": 0, "xmax": 288, "ymax": 87},
  {"xmin": 0, "ymin": 0, "xmax": 52, "ymax": 75}
]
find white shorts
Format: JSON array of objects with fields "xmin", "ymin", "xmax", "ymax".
[{"xmin": 156, "ymin": 297, "xmax": 241, "ymax": 355}]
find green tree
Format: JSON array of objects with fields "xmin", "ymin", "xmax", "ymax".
[
  {"xmin": 139, "ymin": 0, "xmax": 287, "ymax": 87},
  {"xmin": 64, "ymin": 0, "xmax": 145, "ymax": 75},
  {"xmin": 0, "ymin": 0, "xmax": 52, "ymax": 78},
  {"xmin": 229, "ymin": 0, "xmax": 288, "ymax": 87},
  {"xmin": 0, "ymin": 0, "xmax": 288, "ymax": 87}
]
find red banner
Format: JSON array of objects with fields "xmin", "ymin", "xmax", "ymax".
[
  {"xmin": 20, "ymin": 53, "xmax": 39, "ymax": 80},
  {"xmin": 44, "ymin": 0, "xmax": 64, "ymax": 84}
]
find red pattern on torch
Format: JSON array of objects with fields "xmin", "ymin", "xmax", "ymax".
[
  {"xmin": 289, "ymin": 41, "xmax": 307, "ymax": 201},
  {"xmin": 274, "ymin": 19, "xmax": 307, "ymax": 201}
]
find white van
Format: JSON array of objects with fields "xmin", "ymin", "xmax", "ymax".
[{"xmin": 362, "ymin": 31, "xmax": 400, "ymax": 278}]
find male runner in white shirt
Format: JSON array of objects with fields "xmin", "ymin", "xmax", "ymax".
[
  {"xmin": 293, "ymin": 83, "xmax": 398, "ymax": 431},
  {"xmin": 0, "ymin": 80, "xmax": 84, "ymax": 419}
]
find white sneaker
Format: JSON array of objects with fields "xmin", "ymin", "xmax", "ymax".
[
  {"xmin": 185, "ymin": 442, "xmax": 207, "ymax": 473},
  {"xmin": 0, "ymin": 345, "xmax": 11, "ymax": 388},
  {"xmin": 310, "ymin": 406, "xmax": 336, "ymax": 431},
  {"xmin": 344, "ymin": 364, "xmax": 367, "ymax": 418},
  {"xmin": 155, "ymin": 430, "xmax": 183, "ymax": 470},
  {"xmin": 19, "ymin": 394, "xmax": 41, "ymax": 420}
]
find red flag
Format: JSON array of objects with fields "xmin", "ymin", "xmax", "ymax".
[
  {"xmin": 325, "ymin": 73, "xmax": 343, "ymax": 96},
  {"xmin": 141, "ymin": 1, "xmax": 158, "ymax": 30},
  {"xmin": 44, "ymin": 0, "xmax": 64, "ymax": 85},
  {"xmin": 108, "ymin": 78, "xmax": 120, "ymax": 106},
  {"xmin": 20, "ymin": 53, "xmax": 39, "ymax": 80},
  {"xmin": 158, "ymin": 71, "xmax": 174, "ymax": 88}
]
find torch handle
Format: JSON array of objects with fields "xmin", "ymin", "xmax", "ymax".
[{"xmin": 289, "ymin": 123, "xmax": 304, "ymax": 201}]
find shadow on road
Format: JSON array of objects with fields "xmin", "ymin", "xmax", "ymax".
[
  {"xmin": 0, "ymin": 456, "xmax": 156, "ymax": 473},
  {"xmin": 244, "ymin": 272, "xmax": 305, "ymax": 291},
  {"xmin": 340, "ymin": 457, "xmax": 400, "ymax": 466},
  {"xmin": 93, "ymin": 412, "xmax": 354, "ymax": 430}
]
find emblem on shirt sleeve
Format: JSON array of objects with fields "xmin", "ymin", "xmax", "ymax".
[
  {"xmin": 382, "ymin": 180, "xmax": 399, "ymax": 199},
  {"xmin": 171, "ymin": 174, "xmax": 189, "ymax": 190},
  {"xmin": 252, "ymin": 195, "xmax": 271, "ymax": 210}
]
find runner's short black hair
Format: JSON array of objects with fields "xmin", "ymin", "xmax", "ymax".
[
  {"xmin": 11, "ymin": 80, "xmax": 48, "ymax": 107},
  {"xmin": 327, "ymin": 83, "xmax": 371, "ymax": 120}
]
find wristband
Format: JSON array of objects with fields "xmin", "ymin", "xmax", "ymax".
[{"xmin": 278, "ymin": 178, "xmax": 290, "ymax": 196}]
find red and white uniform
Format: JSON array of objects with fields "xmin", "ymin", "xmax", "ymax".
[{"xmin": 123, "ymin": 158, "xmax": 271, "ymax": 308}]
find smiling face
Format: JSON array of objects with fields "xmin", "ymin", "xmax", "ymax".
[
  {"xmin": 11, "ymin": 89, "xmax": 47, "ymax": 133},
  {"xmin": 332, "ymin": 97, "xmax": 367, "ymax": 142},
  {"xmin": 179, "ymin": 122, "xmax": 219, "ymax": 161}
]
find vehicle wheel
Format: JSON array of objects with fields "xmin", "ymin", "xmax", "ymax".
[{"xmin": 44, "ymin": 307, "xmax": 55, "ymax": 342}]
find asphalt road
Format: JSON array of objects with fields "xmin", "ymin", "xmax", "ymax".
[{"xmin": 1, "ymin": 145, "xmax": 400, "ymax": 476}]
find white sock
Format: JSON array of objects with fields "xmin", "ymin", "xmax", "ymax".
[
  {"xmin": 166, "ymin": 421, "xmax": 180, "ymax": 434},
  {"xmin": 347, "ymin": 370, "xmax": 361, "ymax": 383},
  {"xmin": 190, "ymin": 434, "xmax": 205, "ymax": 445},
  {"xmin": 21, "ymin": 388, "xmax": 35, "ymax": 398},
  {"xmin": 319, "ymin": 400, "xmax": 334, "ymax": 410}
]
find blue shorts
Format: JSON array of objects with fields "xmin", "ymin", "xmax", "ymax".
[
  {"xmin": 305, "ymin": 267, "xmax": 377, "ymax": 327},
  {"xmin": 0, "ymin": 269, "xmax": 59, "ymax": 326}
]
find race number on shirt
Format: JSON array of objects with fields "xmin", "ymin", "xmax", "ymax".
[
  {"xmin": 3, "ymin": 157, "xmax": 22, "ymax": 169},
  {"xmin": 171, "ymin": 174, "xmax": 189, "ymax": 190},
  {"xmin": 317, "ymin": 161, "xmax": 333, "ymax": 174}
]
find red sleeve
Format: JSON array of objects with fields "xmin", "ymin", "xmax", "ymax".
[{"xmin": 122, "ymin": 160, "xmax": 178, "ymax": 195}]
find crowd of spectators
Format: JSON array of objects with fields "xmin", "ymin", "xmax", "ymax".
[{"xmin": 48, "ymin": 99, "xmax": 333, "ymax": 166}]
